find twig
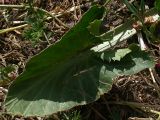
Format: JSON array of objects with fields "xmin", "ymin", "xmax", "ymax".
[
  {"xmin": 12, "ymin": 21, "xmax": 25, "ymax": 24},
  {"xmin": 0, "ymin": 24, "xmax": 28, "ymax": 34},
  {"xmin": 137, "ymin": 32, "xmax": 147, "ymax": 50},
  {"xmin": 128, "ymin": 117, "xmax": 154, "ymax": 120},
  {"xmin": 54, "ymin": 17, "xmax": 69, "ymax": 28},
  {"xmin": 0, "ymin": 4, "xmax": 70, "ymax": 28},
  {"xmin": 108, "ymin": 101, "xmax": 160, "ymax": 108},
  {"xmin": 116, "ymin": 0, "xmax": 134, "ymax": 13},
  {"xmin": 0, "ymin": 4, "xmax": 76, "ymax": 27},
  {"xmin": 90, "ymin": 106, "xmax": 107, "ymax": 120},
  {"xmin": 0, "ymin": 4, "xmax": 71, "ymax": 34},
  {"xmin": 2, "ymin": 10, "xmax": 9, "ymax": 23},
  {"xmin": 150, "ymin": 110, "xmax": 160, "ymax": 120},
  {"xmin": 43, "ymin": 32, "xmax": 51, "ymax": 45},
  {"xmin": 103, "ymin": 0, "xmax": 112, "ymax": 7},
  {"xmin": 0, "ymin": 4, "xmax": 25, "ymax": 8},
  {"xmin": 137, "ymin": 31, "xmax": 160, "ymax": 98},
  {"xmin": 149, "ymin": 68, "xmax": 160, "ymax": 98},
  {"xmin": 0, "ymin": 4, "xmax": 83, "ymax": 19},
  {"xmin": 77, "ymin": 0, "xmax": 81, "ymax": 18},
  {"xmin": 101, "ymin": 96, "xmax": 114, "ymax": 118},
  {"xmin": 72, "ymin": 0, "xmax": 78, "ymax": 21},
  {"xmin": 0, "ymin": 87, "xmax": 8, "ymax": 93},
  {"xmin": 0, "ymin": 54, "xmax": 6, "ymax": 67},
  {"xmin": 35, "ymin": 7, "xmax": 70, "ymax": 28},
  {"xmin": 139, "ymin": 73, "xmax": 155, "ymax": 88},
  {"xmin": 108, "ymin": 101, "xmax": 160, "ymax": 119}
]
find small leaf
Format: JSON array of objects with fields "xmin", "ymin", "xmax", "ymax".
[
  {"xmin": 112, "ymin": 48, "xmax": 132, "ymax": 61},
  {"xmin": 98, "ymin": 48, "xmax": 131, "ymax": 62}
]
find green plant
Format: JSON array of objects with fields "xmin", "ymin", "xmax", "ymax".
[
  {"xmin": 23, "ymin": 1, "xmax": 46, "ymax": 44},
  {"xmin": 62, "ymin": 111, "xmax": 81, "ymax": 120},
  {"xmin": 123, "ymin": 0, "xmax": 160, "ymax": 42},
  {"xmin": 4, "ymin": 3, "xmax": 158, "ymax": 117},
  {"xmin": 0, "ymin": 65, "xmax": 17, "ymax": 87},
  {"xmin": 123, "ymin": 0, "xmax": 145, "ymax": 22},
  {"xmin": 0, "ymin": 65, "xmax": 15, "ymax": 81},
  {"xmin": 0, "ymin": 4, "xmax": 52, "ymax": 44}
]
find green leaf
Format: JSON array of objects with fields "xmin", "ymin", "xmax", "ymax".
[
  {"xmin": 5, "ymin": 5, "xmax": 106, "ymax": 116},
  {"xmin": 98, "ymin": 48, "xmax": 132, "ymax": 62},
  {"xmin": 112, "ymin": 48, "xmax": 131, "ymax": 61},
  {"xmin": 5, "ymin": 43, "xmax": 154, "ymax": 117}
]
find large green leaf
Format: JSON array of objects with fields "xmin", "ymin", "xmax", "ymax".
[
  {"xmin": 5, "ymin": 5, "xmax": 106, "ymax": 116},
  {"xmin": 5, "ymin": 47, "xmax": 154, "ymax": 116},
  {"xmin": 5, "ymin": 6, "xmax": 154, "ymax": 117}
]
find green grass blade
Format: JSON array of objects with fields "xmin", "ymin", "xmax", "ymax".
[
  {"xmin": 140, "ymin": 0, "xmax": 145, "ymax": 17},
  {"xmin": 123, "ymin": 0, "xmax": 139, "ymax": 18}
]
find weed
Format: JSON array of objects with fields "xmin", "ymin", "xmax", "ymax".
[
  {"xmin": 62, "ymin": 111, "xmax": 81, "ymax": 120},
  {"xmin": 23, "ymin": 6, "xmax": 46, "ymax": 44}
]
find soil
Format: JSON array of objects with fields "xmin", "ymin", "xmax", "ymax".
[{"xmin": 0, "ymin": 0, "xmax": 160, "ymax": 120}]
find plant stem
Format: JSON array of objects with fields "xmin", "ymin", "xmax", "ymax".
[{"xmin": 90, "ymin": 106, "xmax": 107, "ymax": 120}]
